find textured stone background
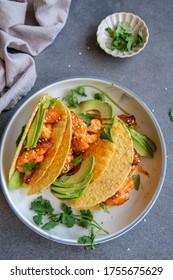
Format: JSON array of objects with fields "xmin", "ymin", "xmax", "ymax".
[{"xmin": 0, "ymin": 0, "xmax": 173, "ymax": 260}]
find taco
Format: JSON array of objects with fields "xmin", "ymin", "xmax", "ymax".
[
  {"xmin": 9, "ymin": 94, "xmax": 71, "ymax": 194},
  {"xmin": 69, "ymin": 119, "xmax": 134, "ymax": 210},
  {"xmin": 50, "ymin": 98, "xmax": 138, "ymax": 210}
]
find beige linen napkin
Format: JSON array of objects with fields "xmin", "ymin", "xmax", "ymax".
[{"xmin": 0, "ymin": 0, "xmax": 71, "ymax": 113}]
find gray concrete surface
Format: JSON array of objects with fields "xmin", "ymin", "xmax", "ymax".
[{"xmin": 0, "ymin": 0, "xmax": 173, "ymax": 260}]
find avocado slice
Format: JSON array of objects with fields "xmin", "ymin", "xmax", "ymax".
[
  {"xmin": 51, "ymin": 177, "xmax": 93, "ymax": 200},
  {"xmin": 51, "ymin": 189, "xmax": 84, "ymax": 200},
  {"xmin": 25, "ymin": 97, "xmax": 57, "ymax": 149},
  {"xmin": 128, "ymin": 126, "xmax": 157, "ymax": 158},
  {"xmin": 71, "ymin": 99, "xmax": 115, "ymax": 128},
  {"xmin": 25, "ymin": 103, "xmax": 47, "ymax": 148},
  {"xmin": 51, "ymin": 173, "xmax": 93, "ymax": 194},
  {"xmin": 52, "ymin": 156, "xmax": 95, "ymax": 187},
  {"xmin": 9, "ymin": 170, "xmax": 24, "ymax": 190},
  {"xmin": 51, "ymin": 157, "xmax": 95, "ymax": 200}
]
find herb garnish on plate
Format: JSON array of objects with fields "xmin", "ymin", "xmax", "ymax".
[{"xmin": 30, "ymin": 196, "xmax": 109, "ymax": 249}]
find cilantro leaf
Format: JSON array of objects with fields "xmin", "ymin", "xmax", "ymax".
[
  {"xmin": 78, "ymin": 228, "xmax": 99, "ymax": 250},
  {"xmin": 43, "ymin": 98, "xmax": 58, "ymax": 108},
  {"xmin": 80, "ymin": 209, "xmax": 93, "ymax": 220},
  {"xmin": 132, "ymin": 174, "xmax": 140, "ymax": 190},
  {"xmin": 99, "ymin": 202, "xmax": 110, "ymax": 213},
  {"xmin": 105, "ymin": 42, "xmax": 116, "ymax": 51},
  {"xmin": 78, "ymin": 235, "xmax": 92, "ymax": 244},
  {"xmin": 100, "ymin": 127, "xmax": 114, "ymax": 143},
  {"xmin": 71, "ymin": 154, "xmax": 83, "ymax": 165},
  {"xmin": 94, "ymin": 93, "xmax": 105, "ymax": 102},
  {"xmin": 105, "ymin": 27, "xmax": 116, "ymax": 37},
  {"xmin": 62, "ymin": 90, "xmax": 79, "ymax": 108},
  {"xmin": 75, "ymin": 86, "xmax": 87, "ymax": 97},
  {"xmin": 20, "ymin": 163, "xmax": 39, "ymax": 173},
  {"xmin": 105, "ymin": 22, "xmax": 143, "ymax": 51},
  {"xmin": 33, "ymin": 213, "xmax": 43, "ymax": 225},
  {"xmin": 61, "ymin": 213, "xmax": 76, "ymax": 228},
  {"xmin": 48, "ymin": 98, "xmax": 58, "ymax": 108},
  {"xmin": 61, "ymin": 203, "xmax": 73, "ymax": 215},
  {"xmin": 42, "ymin": 221, "xmax": 60, "ymax": 230},
  {"xmin": 76, "ymin": 218, "xmax": 91, "ymax": 229},
  {"xmin": 78, "ymin": 112, "xmax": 95, "ymax": 125},
  {"xmin": 30, "ymin": 196, "xmax": 54, "ymax": 215}
]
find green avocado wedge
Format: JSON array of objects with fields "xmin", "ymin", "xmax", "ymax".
[
  {"xmin": 127, "ymin": 126, "xmax": 157, "ymax": 158},
  {"xmin": 51, "ymin": 173, "xmax": 93, "ymax": 194},
  {"xmin": 51, "ymin": 157, "xmax": 95, "ymax": 200},
  {"xmin": 25, "ymin": 103, "xmax": 46, "ymax": 148},
  {"xmin": 9, "ymin": 170, "xmax": 23, "ymax": 190},
  {"xmin": 52, "ymin": 156, "xmax": 95, "ymax": 187},
  {"xmin": 70, "ymin": 99, "xmax": 115, "ymax": 128},
  {"xmin": 25, "ymin": 97, "xmax": 58, "ymax": 149},
  {"xmin": 51, "ymin": 180, "xmax": 90, "ymax": 200}
]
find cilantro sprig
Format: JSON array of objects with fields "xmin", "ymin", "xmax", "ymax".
[
  {"xmin": 71, "ymin": 154, "xmax": 83, "ymax": 165},
  {"xmin": 62, "ymin": 86, "xmax": 87, "ymax": 108},
  {"xmin": 132, "ymin": 174, "xmax": 140, "ymax": 191},
  {"xmin": 20, "ymin": 163, "xmax": 39, "ymax": 173},
  {"xmin": 100, "ymin": 127, "xmax": 114, "ymax": 143},
  {"xmin": 78, "ymin": 227, "xmax": 99, "ymax": 250},
  {"xmin": 94, "ymin": 92, "xmax": 105, "ymax": 102},
  {"xmin": 105, "ymin": 22, "xmax": 143, "ymax": 51},
  {"xmin": 78, "ymin": 112, "xmax": 95, "ymax": 125},
  {"xmin": 62, "ymin": 89, "xmax": 79, "ymax": 108},
  {"xmin": 30, "ymin": 196, "xmax": 109, "ymax": 248}
]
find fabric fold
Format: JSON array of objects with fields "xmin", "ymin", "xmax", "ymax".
[{"xmin": 0, "ymin": 0, "xmax": 71, "ymax": 114}]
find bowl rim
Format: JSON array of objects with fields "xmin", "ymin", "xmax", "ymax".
[
  {"xmin": 0, "ymin": 75, "xmax": 167, "ymax": 245},
  {"xmin": 97, "ymin": 12, "xmax": 149, "ymax": 58}
]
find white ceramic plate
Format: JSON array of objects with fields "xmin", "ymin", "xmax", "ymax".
[{"xmin": 0, "ymin": 77, "xmax": 166, "ymax": 245}]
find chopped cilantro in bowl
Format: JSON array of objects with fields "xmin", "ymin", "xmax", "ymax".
[
  {"xmin": 105, "ymin": 22, "xmax": 143, "ymax": 51},
  {"xmin": 97, "ymin": 12, "xmax": 149, "ymax": 58}
]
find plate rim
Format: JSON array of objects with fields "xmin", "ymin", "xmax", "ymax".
[{"xmin": 0, "ymin": 75, "xmax": 167, "ymax": 245}]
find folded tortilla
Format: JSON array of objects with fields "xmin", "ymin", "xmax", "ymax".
[
  {"xmin": 70, "ymin": 119, "xmax": 133, "ymax": 210},
  {"xmin": 9, "ymin": 95, "xmax": 70, "ymax": 194},
  {"xmin": 28, "ymin": 107, "xmax": 72, "ymax": 195}
]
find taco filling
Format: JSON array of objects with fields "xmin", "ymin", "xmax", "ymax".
[
  {"xmin": 60, "ymin": 111, "xmax": 102, "ymax": 176},
  {"xmin": 16, "ymin": 108, "xmax": 61, "ymax": 184},
  {"xmin": 9, "ymin": 95, "xmax": 68, "ymax": 190}
]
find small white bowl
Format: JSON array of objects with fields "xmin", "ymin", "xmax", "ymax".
[{"xmin": 97, "ymin": 12, "xmax": 149, "ymax": 58}]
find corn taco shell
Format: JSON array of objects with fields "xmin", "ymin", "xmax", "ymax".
[
  {"xmin": 70, "ymin": 120, "xmax": 133, "ymax": 210},
  {"xmin": 9, "ymin": 95, "xmax": 46, "ymax": 181},
  {"xmin": 9, "ymin": 95, "xmax": 70, "ymax": 193},
  {"xmin": 27, "ymin": 100, "xmax": 68, "ymax": 187},
  {"xmin": 27, "ymin": 107, "xmax": 72, "ymax": 195}
]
